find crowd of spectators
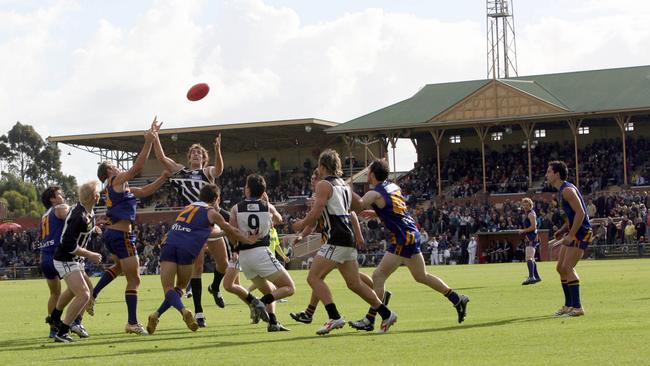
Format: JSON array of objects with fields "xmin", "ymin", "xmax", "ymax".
[
  {"xmin": 3, "ymin": 135, "xmax": 650, "ymax": 277},
  {"xmin": 143, "ymin": 162, "xmax": 314, "ymax": 210},
  {"xmin": 1, "ymin": 188, "xmax": 648, "ymax": 277},
  {"xmin": 398, "ymin": 137, "xmax": 649, "ymax": 199}
]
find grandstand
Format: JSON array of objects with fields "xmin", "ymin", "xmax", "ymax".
[
  {"xmin": 327, "ymin": 65, "xmax": 650, "ymax": 197},
  {"xmin": 3, "ymin": 66, "xmax": 650, "ymax": 279},
  {"xmin": 48, "ymin": 118, "xmax": 383, "ymax": 207}
]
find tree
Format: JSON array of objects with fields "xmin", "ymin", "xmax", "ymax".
[
  {"xmin": 5, "ymin": 122, "xmax": 43, "ymax": 181},
  {"xmin": 1, "ymin": 190, "xmax": 41, "ymax": 218},
  {"xmin": 1, "ymin": 122, "xmax": 78, "ymax": 200},
  {"xmin": 52, "ymin": 171, "xmax": 78, "ymax": 202},
  {"xmin": 0, "ymin": 173, "xmax": 43, "ymax": 218},
  {"xmin": 29, "ymin": 142, "xmax": 62, "ymax": 187},
  {"xmin": 0, "ymin": 135, "xmax": 12, "ymax": 174},
  {"xmin": 0, "ymin": 172, "xmax": 40, "ymax": 202}
]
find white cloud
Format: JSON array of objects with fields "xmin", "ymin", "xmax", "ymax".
[{"xmin": 2, "ymin": 0, "xmax": 650, "ymax": 181}]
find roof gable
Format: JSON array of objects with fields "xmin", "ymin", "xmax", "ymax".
[
  {"xmin": 430, "ymin": 80, "xmax": 567, "ymax": 123},
  {"xmin": 328, "ymin": 65, "xmax": 650, "ymax": 134}
]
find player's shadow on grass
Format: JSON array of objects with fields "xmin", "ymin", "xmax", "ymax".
[
  {"xmin": 0, "ymin": 326, "xmax": 272, "ymax": 353},
  {"xmin": 50, "ymin": 331, "xmax": 372, "ymax": 360},
  {"xmin": 381, "ymin": 315, "xmax": 555, "ymax": 336}
]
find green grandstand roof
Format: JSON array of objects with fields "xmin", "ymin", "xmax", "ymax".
[{"xmin": 328, "ymin": 65, "xmax": 650, "ymax": 134}]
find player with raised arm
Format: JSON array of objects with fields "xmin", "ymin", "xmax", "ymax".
[
  {"xmin": 150, "ymin": 120, "xmax": 229, "ymax": 327},
  {"xmin": 348, "ymin": 159, "xmax": 469, "ymax": 331},
  {"xmin": 230, "ymin": 174, "xmax": 295, "ymax": 332},
  {"xmin": 546, "ymin": 160, "xmax": 592, "ymax": 317},
  {"xmin": 49, "ymin": 181, "xmax": 104, "ymax": 343},
  {"xmin": 519, "ymin": 198, "xmax": 542, "ymax": 285},
  {"xmin": 146, "ymin": 184, "xmax": 258, "ymax": 334},
  {"xmin": 292, "ymin": 150, "xmax": 397, "ymax": 335},
  {"xmin": 91, "ymin": 127, "xmax": 171, "ymax": 335}
]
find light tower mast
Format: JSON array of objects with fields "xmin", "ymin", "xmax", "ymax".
[{"xmin": 486, "ymin": 0, "xmax": 518, "ymax": 79}]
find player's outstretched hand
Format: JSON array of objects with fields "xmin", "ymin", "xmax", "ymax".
[
  {"xmin": 89, "ymin": 252, "xmax": 102, "ymax": 264},
  {"xmin": 214, "ymin": 133, "xmax": 221, "ymax": 150},
  {"xmin": 359, "ymin": 210, "xmax": 378, "ymax": 220},
  {"xmin": 150, "ymin": 116, "xmax": 163, "ymax": 132},
  {"xmin": 144, "ymin": 129, "xmax": 155, "ymax": 143},
  {"xmin": 96, "ymin": 215, "xmax": 110, "ymax": 227},
  {"xmin": 292, "ymin": 234, "xmax": 303, "ymax": 245},
  {"xmin": 242, "ymin": 232, "xmax": 261, "ymax": 245}
]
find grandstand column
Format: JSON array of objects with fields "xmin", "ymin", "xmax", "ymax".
[
  {"xmin": 474, "ymin": 126, "xmax": 490, "ymax": 193},
  {"xmin": 614, "ymin": 114, "xmax": 631, "ymax": 186},
  {"xmin": 519, "ymin": 121, "xmax": 536, "ymax": 189},
  {"xmin": 429, "ymin": 129, "xmax": 445, "ymax": 197},
  {"xmin": 388, "ymin": 133, "xmax": 399, "ymax": 175},
  {"xmin": 344, "ymin": 135, "xmax": 355, "ymax": 179},
  {"xmin": 566, "ymin": 118, "xmax": 583, "ymax": 187},
  {"xmin": 357, "ymin": 135, "xmax": 381, "ymax": 167}
]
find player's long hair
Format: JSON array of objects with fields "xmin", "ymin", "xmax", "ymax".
[
  {"xmin": 318, "ymin": 149, "xmax": 343, "ymax": 177},
  {"xmin": 187, "ymin": 144, "xmax": 209, "ymax": 168}
]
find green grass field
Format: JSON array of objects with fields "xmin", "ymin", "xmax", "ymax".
[{"xmin": 1, "ymin": 259, "xmax": 649, "ymax": 365}]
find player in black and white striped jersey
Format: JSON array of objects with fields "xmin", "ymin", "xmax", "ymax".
[
  {"xmin": 49, "ymin": 180, "xmax": 106, "ymax": 343},
  {"xmin": 150, "ymin": 121, "xmax": 229, "ymax": 327},
  {"xmin": 230, "ymin": 174, "xmax": 295, "ymax": 332},
  {"xmin": 292, "ymin": 149, "xmax": 397, "ymax": 336}
]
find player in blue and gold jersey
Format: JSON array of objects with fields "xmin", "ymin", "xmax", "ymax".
[
  {"xmin": 39, "ymin": 186, "xmax": 69, "ymax": 338},
  {"xmin": 349, "ymin": 159, "xmax": 469, "ymax": 331},
  {"xmin": 146, "ymin": 184, "xmax": 257, "ymax": 334},
  {"xmin": 546, "ymin": 160, "xmax": 592, "ymax": 317},
  {"xmin": 519, "ymin": 198, "xmax": 542, "ymax": 285},
  {"xmin": 91, "ymin": 127, "xmax": 171, "ymax": 335}
]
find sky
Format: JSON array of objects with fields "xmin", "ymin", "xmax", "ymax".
[{"xmin": 2, "ymin": 0, "xmax": 650, "ymax": 183}]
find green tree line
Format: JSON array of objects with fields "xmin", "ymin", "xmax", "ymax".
[{"xmin": 0, "ymin": 122, "xmax": 78, "ymax": 219}]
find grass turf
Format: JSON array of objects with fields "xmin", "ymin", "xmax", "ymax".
[{"xmin": 1, "ymin": 259, "xmax": 649, "ymax": 365}]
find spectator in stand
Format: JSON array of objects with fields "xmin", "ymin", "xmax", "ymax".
[
  {"xmin": 467, "ymin": 236, "xmax": 477, "ymax": 264},
  {"xmin": 439, "ymin": 236, "xmax": 449, "ymax": 265},
  {"xmin": 624, "ymin": 220, "xmax": 636, "ymax": 254},
  {"xmin": 586, "ymin": 199, "xmax": 597, "ymax": 219},
  {"xmin": 635, "ymin": 217, "xmax": 646, "ymax": 242},
  {"xmin": 429, "ymin": 236, "xmax": 439, "ymax": 265}
]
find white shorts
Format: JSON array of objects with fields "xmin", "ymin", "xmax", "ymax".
[
  {"xmin": 53, "ymin": 260, "xmax": 84, "ymax": 279},
  {"xmin": 316, "ymin": 244, "xmax": 357, "ymax": 264},
  {"xmin": 227, "ymin": 259, "xmax": 241, "ymax": 271},
  {"xmin": 238, "ymin": 247, "xmax": 284, "ymax": 280}
]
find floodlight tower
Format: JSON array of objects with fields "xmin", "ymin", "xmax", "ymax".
[{"xmin": 486, "ymin": 0, "xmax": 518, "ymax": 79}]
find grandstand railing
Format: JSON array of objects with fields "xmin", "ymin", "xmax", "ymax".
[
  {"xmin": 291, "ymin": 234, "xmax": 322, "ymax": 257},
  {"xmin": 1, "ymin": 242, "xmax": 647, "ymax": 280}
]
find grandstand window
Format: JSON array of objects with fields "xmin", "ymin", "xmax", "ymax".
[
  {"xmin": 578, "ymin": 126, "xmax": 590, "ymax": 135},
  {"xmin": 534, "ymin": 129, "xmax": 546, "ymax": 138},
  {"xmin": 450, "ymin": 135, "xmax": 461, "ymax": 144},
  {"xmin": 491, "ymin": 132, "xmax": 503, "ymax": 141},
  {"xmin": 625, "ymin": 122, "xmax": 634, "ymax": 131}
]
